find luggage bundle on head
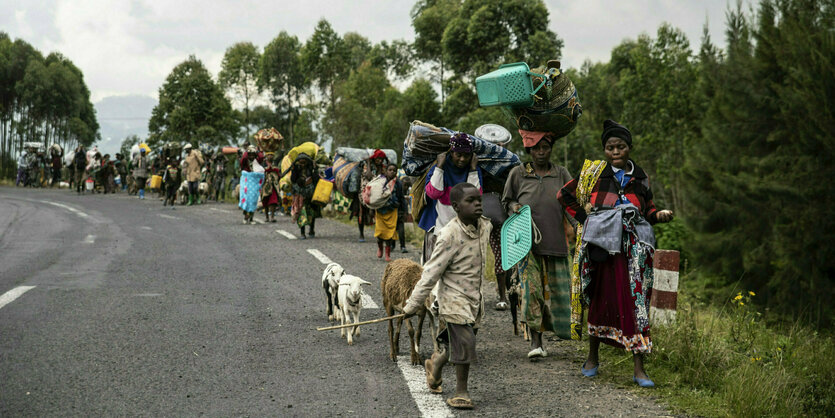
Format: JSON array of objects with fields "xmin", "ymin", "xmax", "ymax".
[
  {"xmin": 476, "ymin": 60, "xmax": 582, "ymax": 139},
  {"xmin": 401, "ymin": 120, "xmax": 521, "ymax": 178},
  {"xmin": 162, "ymin": 142, "xmax": 181, "ymax": 159},
  {"xmin": 254, "ymin": 128, "xmax": 284, "ymax": 153},
  {"xmin": 332, "ymin": 157, "xmax": 362, "ymax": 197},
  {"xmin": 287, "ymin": 141, "xmax": 331, "ymax": 167},
  {"xmin": 334, "ymin": 147, "xmax": 398, "ymax": 164}
]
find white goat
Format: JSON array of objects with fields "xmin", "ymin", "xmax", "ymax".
[
  {"xmin": 322, "ymin": 263, "xmax": 345, "ymax": 321},
  {"xmin": 337, "ymin": 274, "xmax": 371, "ymax": 345}
]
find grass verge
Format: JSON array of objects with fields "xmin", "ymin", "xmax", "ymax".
[{"xmin": 586, "ymin": 285, "xmax": 835, "ymax": 417}]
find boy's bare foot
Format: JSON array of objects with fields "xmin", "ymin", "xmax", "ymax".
[{"xmin": 424, "ymin": 359, "xmax": 442, "ymax": 393}]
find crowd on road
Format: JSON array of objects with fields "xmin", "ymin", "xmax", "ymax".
[{"xmin": 11, "ymin": 117, "xmax": 674, "ymax": 410}]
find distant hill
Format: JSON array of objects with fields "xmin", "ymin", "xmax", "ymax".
[{"xmin": 94, "ymin": 95, "xmax": 157, "ymax": 155}]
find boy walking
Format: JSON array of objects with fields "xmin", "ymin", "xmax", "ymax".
[
  {"xmin": 162, "ymin": 158, "xmax": 181, "ymax": 208},
  {"xmin": 403, "ymin": 182, "xmax": 490, "ymax": 410}
]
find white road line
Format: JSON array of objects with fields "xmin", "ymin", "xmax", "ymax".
[
  {"xmin": 83, "ymin": 234, "xmax": 96, "ymax": 244},
  {"xmin": 276, "ymin": 230, "xmax": 297, "ymax": 240},
  {"xmin": 159, "ymin": 214, "xmax": 179, "ymax": 220},
  {"xmin": 396, "ymin": 355, "xmax": 453, "ymax": 418},
  {"xmin": 361, "ymin": 294, "xmax": 379, "ymax": 309},
  {"xmin": 42, "ymin": 200, "xmax": 89, "ymax": 218},
  {"xmin": 140, "ymin": 226, "xmax": 152, "ymax": 230},
  {"xmin": 208, "ymin": 207, "xmax": 233, "ymax": 213},
  {"xmin": 307, "ymin": 249, "xmax": 333, "ymax": 264},
  {"xmin": 253, "ymin": 218, "xmax": 265, "ymax": 224},
  {"xmin": 0, "ymin": 286, "xmax": 36, "ymax": 310}
]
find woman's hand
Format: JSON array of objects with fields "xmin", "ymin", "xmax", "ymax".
[
  {"xmin": 436, "ymin": 152, "xmax": 447, "ymax": 167},
  {"xmin": 509, "ymin": 203, "xmax": 522, "ymax": 214},
  {"xmin": 656, "ymin": 209, "xmax": 674, "ymax": 223},
  {"xmin": 470, "ymin": 153, "xmax": 479, "ymax": 171},
  {"xmin": 305, "ymin": 176, "xmax": 313, "ymax": 186}
]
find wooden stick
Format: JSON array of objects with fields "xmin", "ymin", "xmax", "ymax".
[{"xmin": 316, "ymin": 314, "xmax": 406, "ymax": 331}]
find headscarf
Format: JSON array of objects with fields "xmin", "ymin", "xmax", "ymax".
[
  {"xmin": 370, "ymin": 149, "xmax": 387, "ymax": 161},
  {"xmin": 449, "ymin": 132, "xmax": 473, "ymax": 153},
  {"xmin": 519, "ymin": 130, "xmax": 555, "ymax": 148},
  {"xmin": 601, "ymin": 119, "xmax": 632, "ymax": 148}
]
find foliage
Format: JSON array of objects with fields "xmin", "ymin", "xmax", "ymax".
[
  {"xmin": 119, "ymin": 134, "xmax": 140, "ymax": 158},
  {"xmin": 148, "ymin": 55, "xmax": 238, "ymax": 148},
  {"xmin": 218, "ymin": 42, "xmax": 261, "ymax": 142},
  {"xmin": 0, "ymin": 34, "xmax": 99, "ymax": 178},
  {"xmin": 259, "ymin": 31, "xmax": 307, "ymax": 145},
  {"xmin": 635, "ymin": 291, "xmax": 835, "ymax": 417},
  {"xmin": 682, "ymin": 0, "xmax": 835, "ymax": 326}
]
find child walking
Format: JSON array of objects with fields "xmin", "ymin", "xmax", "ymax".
[
  {"xmin": 403, "ymin": 182, "xmax": 490, "ymax": 410},
  {"xmin": 374, "ymin": 164, "xmax": 405, "ymax": 261},
  {"xmin": 162, "ymin": 158, "xmax": 181, "ymax": 208}
]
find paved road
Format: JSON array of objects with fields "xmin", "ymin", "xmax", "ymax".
[{"xmin": 0, "ymin": 187, "xmax": 673, "ymax": 417}]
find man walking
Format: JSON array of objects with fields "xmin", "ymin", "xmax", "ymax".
[
  {"xmin": 73, "ymin": 145, "xmax": 87, "ymax": 194},
  {"xmin": 183, "ymin": 143, "xmax": 204, "ymax": 206}
]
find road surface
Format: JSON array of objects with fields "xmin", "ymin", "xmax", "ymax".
[{"xmin": 0, "ymin": 186, "xmax": 673, "ymax": 416}]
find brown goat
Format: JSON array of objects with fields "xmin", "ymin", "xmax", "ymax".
[{"xmin": 381, "ymin": 259, "xmax": 437, "ymax": 365}]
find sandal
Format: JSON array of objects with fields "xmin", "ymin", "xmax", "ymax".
[
  {"xmin": 446, "ymin": 396, "xmax": 474, "ymax": 410},
  {"xmin": 424, "ymin": 360, "xmax": 442, "ymax": 394},
  {"xmin": 495, "ymin": 301, "xmax": 508, "ymax": 311}
]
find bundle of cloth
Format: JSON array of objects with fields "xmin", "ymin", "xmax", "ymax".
[
  {"xmin": 401, "ymin": 120, "xmax": 520, "ymax": 178},
  {"xmin": 287, "ymin": 141, "xmax": 331, "ymax": 167},
  {"xmin": 333, "ymin": 147, "xmax": 397, "ymax": 164},
  {"xmin": 253, "ymin": 127, "xmax": 284, "ymax": 153},
  {"xmin": 332, "ymin": 157, "xmax": 362, "ymax": 197}
]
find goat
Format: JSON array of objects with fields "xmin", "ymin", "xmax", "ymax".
[
  {"xmin": 337, "ymin": 274, "xmax": 371, "ymax": 345},
  {"xmin": 322, "ymin": 263, "xmax": 344, "ymax": 321},
  {"xmin": 381, "ymin": 259, "xmax": 438, "ymax": 365}
]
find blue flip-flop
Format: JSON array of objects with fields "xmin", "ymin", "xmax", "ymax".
[{"xmin": 581, "ymin": 361, "xmax": 598, "ymax": 377}]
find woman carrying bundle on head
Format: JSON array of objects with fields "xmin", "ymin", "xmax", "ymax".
[
  {"xmin": 239, "ymin": 145, "xmax": 265, "ymax": 224},
  {"xmin": 261, "ymin": 154, "xmax": 282, "ymax": 223},
  {"xmin": 502, "ymin": 130, "xmax": 574, "ymax": 359},
  {"xmin": 289, "ymin": 153, "xmax": 321, "ymax": 239},
  {"xmin": 418, "ymin": 133, "xmax": 483, "ymax": 259},
  {"xmin": 557, "ymin": 120, "xmax": 674, "ymax": 387}
]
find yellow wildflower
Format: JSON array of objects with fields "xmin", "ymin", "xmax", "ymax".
[
  {"xmin": 749, "ymin": 291, "xmax": 756, "ymax": 296},
  {"xmin": 740, "ymin": 302, "xmax": 745, "ymax": 306},
  {"xmin": 734, "ymin": 294, "xmax": 743, "ymax": 301},
  {"xmin": 777, "ymin": 347, "xmax": 782, "ymax": 352}
]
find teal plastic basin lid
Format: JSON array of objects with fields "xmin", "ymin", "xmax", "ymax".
[{"xmin": 501, "ymin": 205, "xmax": 532, "ymax": 271}]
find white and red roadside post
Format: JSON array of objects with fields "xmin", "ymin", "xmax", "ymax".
[{"xmin": 650, "ymin": 249, "xmax": 680, "ymax": 325}]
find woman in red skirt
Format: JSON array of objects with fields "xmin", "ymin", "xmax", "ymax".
[{"xmin": 558, "ymin": 120, "xmax": 674, "ymax": 387}]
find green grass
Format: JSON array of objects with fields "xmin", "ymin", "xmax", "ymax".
[
  {"xmin": 313, "ymin": 209, "xmax": 835, "ymax": 416},
  {"xmin": 584, "ymin": 284, "xmax": 835, "ymax": 417}
]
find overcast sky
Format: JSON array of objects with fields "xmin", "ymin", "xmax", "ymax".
[{"xmin": 3, "ymin": 0, "xmax": 738, "ymax": 103}]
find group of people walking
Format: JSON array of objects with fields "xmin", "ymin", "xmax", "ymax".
[{"xmin": 399, "ymin": 119, "xmax": 674, "ymax": 409}]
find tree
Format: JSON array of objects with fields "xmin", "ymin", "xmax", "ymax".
[
  {"xmin": 411, "ymin": 0, "xmax": 461, "ymax": 105},
  {"xmin": 218, "ymin": 42, "xmax": 260, "ymax": 142},
  {"xmin": 260, "ymin": 32, "xmax": 307, "ymax": 145},
  {"xmin": 119, "ymin": 134, "xmax": 140, "ymax": 157},
  {"xmin": 0, "ymin": 35, "xmax": 98, "ymax": 178},
  {"xmin": 301, "ymin": 19, "xmax": 349, "ymax": 114},
  {"xmin": 148, "ymin": 56, "xmax": 238, "ymax": 148}
]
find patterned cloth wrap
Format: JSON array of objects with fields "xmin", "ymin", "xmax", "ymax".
[
  {"xmin": 402, "ymin": 120, "xmax": 520, "ymax": 177},
  {"xmin": 253, "ymin": 127, "xmax": 283, "ymax": 153},
  {"xmin": 568, "ymin": 159, "xmax": 607, "ymax": 340},
  {"xmin": 238, "ymin": 171, "xmax": 265, "ymax": 213},
  {"xmin": 331, "ymin": 191, "xmax": 352, "ymax": 214}
]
